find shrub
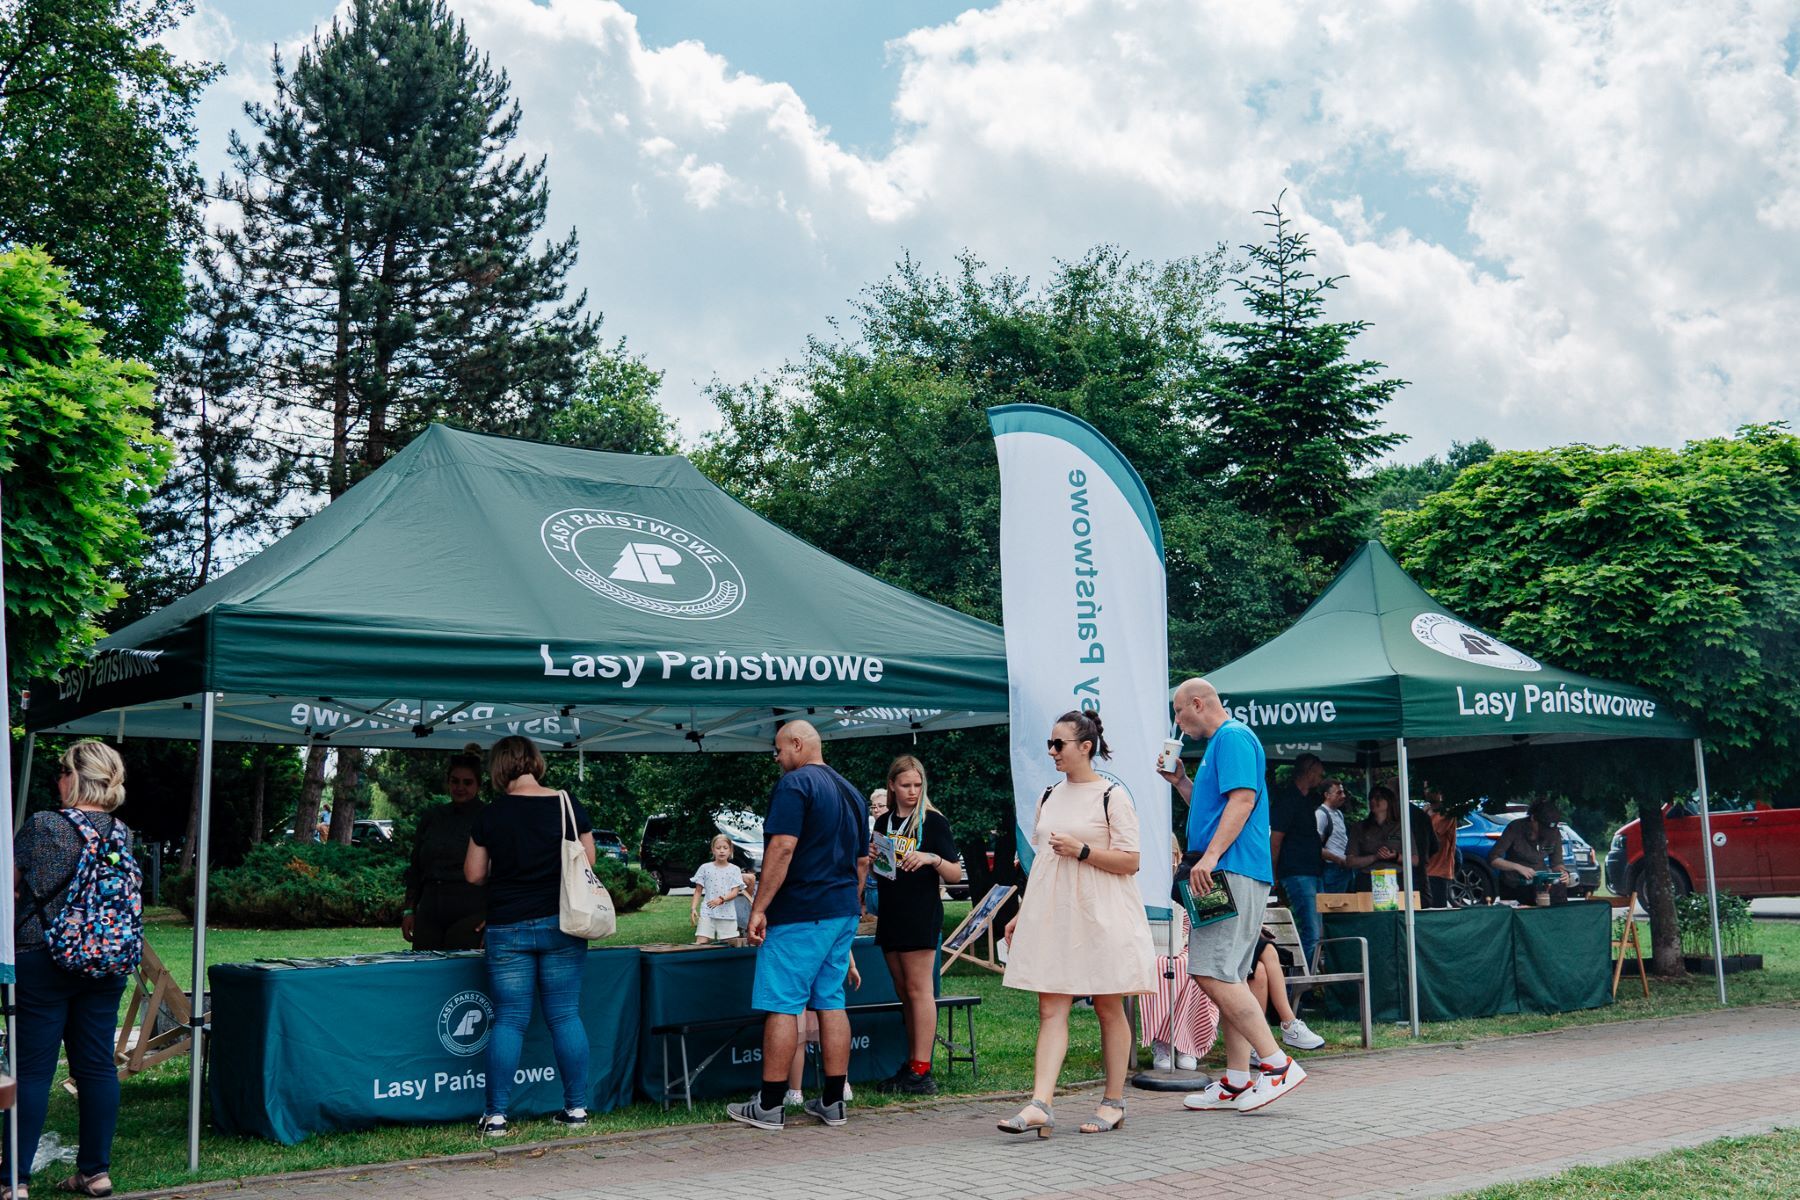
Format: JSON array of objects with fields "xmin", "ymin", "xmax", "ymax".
[
  {"xmin": 597, "ymin": 857, "xmax": 657, "ymax": 914},
  {"xmin": 170, "ymin": 842, "xmax": 405, "ymax": 928},
  {"xmin": 1673, "ymin": 890, "xmax": 1756, "ymax": 959}
]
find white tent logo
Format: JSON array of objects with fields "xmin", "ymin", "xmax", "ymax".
[
  {"xmin": 541, "ymin": 508, "xmax": 746, "ymax": 620},
  {"xmin": 438, "ymin": 990, "xmax": 495, "ymax": 1056},
  {"xmin": 1410, "ymin": 613, "xmax": 1541, "ymax": 672},
  {"xmin": 610, "ymin": 542, "xmax": 682, "ymax": 585}
]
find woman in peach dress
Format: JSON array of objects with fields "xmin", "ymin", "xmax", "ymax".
[{"xmin": 996, "ymin": 710, "xmax": 1157, "ymax": 1138}]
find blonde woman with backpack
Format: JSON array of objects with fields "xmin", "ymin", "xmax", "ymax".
[{"xmin": 6, "ymin": 740, "xmax": 143, "ymax": 1198}]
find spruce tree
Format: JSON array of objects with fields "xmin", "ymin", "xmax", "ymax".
[
  {"xmin": 215, "ymin": 0, "xmax": 598, "ymax": 840},
  {"xmin": 1199, "ymin": 195, "xmax": 1407, "ymax": 560}
]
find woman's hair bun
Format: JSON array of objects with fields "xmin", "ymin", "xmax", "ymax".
[{"xmin": 462, "ymin": 742, "xmax": 482, "ymax": 757}]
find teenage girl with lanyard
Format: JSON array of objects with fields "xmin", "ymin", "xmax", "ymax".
[{"xmin": 870, "ymin": 755, "xmax": 959, "ymax": 1095}]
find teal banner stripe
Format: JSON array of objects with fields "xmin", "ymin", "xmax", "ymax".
[{"xmin": 988, "ymin": 404, "xmax": 1165, "ymax": 558}]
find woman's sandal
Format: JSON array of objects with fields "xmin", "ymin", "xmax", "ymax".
[
  {"xmin": 1, "ymin": 1184, "xmax": 27, "ymax": 1200},
  {"xmin": 1079, "ymin": 1096, "xmax": 1126, "ymax": 1133},
  {"xmin": 996, "ymin": 1097, "xmax": 1055, "ymax": 1138},
  {"xmin": 54, "ymin": 1174, "xmax": 111, "ymax": 1198}
]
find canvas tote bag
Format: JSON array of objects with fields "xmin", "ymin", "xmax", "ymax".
[{"xmin": 558, "ymin": 790, "xmax": 617, "ymax": 939}]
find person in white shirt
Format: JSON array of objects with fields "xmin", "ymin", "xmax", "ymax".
[
  {"xmin": 1316, "ymin": 778, "xmax": 1352, "ymax": 893},
  {"xmin": 691, "ymin": 835, "xmax": 746, "ymax": 943}
]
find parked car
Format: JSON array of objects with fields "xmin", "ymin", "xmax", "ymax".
[
  {"xmin": 946, "ymin": 856, "xmax": 971, "ymax": 901},
  {"xmin": 1451, "ymin": 810, "xmax": 1599, "ymax": 905},
  {"xmin": 351, "ymin": 818, "xmax": 394, "ymax": 846},
  {"xmin": 637, "ymin": 812, "xmax": 763, "ymax": 893},
  {"xmin": 592, "ymin": 828, "xmax": 629, "ymax": 863},
  {"xmin": 1606, "ymin": 796, "xmax": 1800, "ymax": 900}
]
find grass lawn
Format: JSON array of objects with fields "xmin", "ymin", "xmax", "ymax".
[
  {"xmin": 46, "ymin": 900, "xmax": 1800, "ymax": 1193},
  {"xmin": 1453, "ymin": 1128, "xmax": 1800, "ymax": 1198}
]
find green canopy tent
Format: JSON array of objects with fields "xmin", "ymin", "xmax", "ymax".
[
  {"xmin": 20, "ymin": 425, "xmax": 1009, "ymax": 1166},
  {"xmin": 1202, "ymin": 541, "xmax": 1724, "ymax": 1033}
]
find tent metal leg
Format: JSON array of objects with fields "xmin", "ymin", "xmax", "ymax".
[
  {"xmin": 1692, "ymin": 739, "xmax": 1728, "ymax": 1006},
  {"xmin": 187, "ymin": 693, "xmax": 217, "ymax": 1172},
  {"xmin": 1396, "ymin": 738, "xmax": 1420, "ymax": 1037}
]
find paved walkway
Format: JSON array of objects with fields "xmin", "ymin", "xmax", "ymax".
[{"xmin": 170, "ymin": 1006, "xmax": 1800, "ymax": 1200}]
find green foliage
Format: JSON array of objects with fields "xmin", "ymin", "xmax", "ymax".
[
  {"xmin": 1673, "ymin": 890, "xmax": 1755, "ymax": 960},
  {"xmin": 595, "ymin": 856, "xmax": 657, "ymax": 914},
  {"xmin": 1354, "ymin": 438, "xmax": 1494, "ymax": 538},
  {"xmin": 0, "ymin": 247, "xmax": 171, "ymax": 684},
  {"xmin": 1384, "ymin": 426, "xmax": 1800, "ymax": 803},
  {"xmin": 0, "ymin": 0, "xmax": 218, "ymax": 361},
  {"xmin": 171, "ymin": 841, "xmax": 406, "ymax": 928},
  {"xmin": 1197, "ymin": 195, "xmax": 1408, "ymax": 559},
  {"xmin": 545, "ymin": 340, "xmax": 678, "ymax": 455}
]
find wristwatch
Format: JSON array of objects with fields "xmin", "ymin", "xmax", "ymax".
[{"xmin": 1078, "ymin": 843, "xmax": 1091, "ymax": 861}]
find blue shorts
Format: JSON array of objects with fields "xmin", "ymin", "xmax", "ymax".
[{"xmin": 751, "ymin": 915, "xmax": 859, "ymax": 1015}]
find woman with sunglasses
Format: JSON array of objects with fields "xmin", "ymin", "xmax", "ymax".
[{"xmin": 995, "ymin": 710, "xmax": 1156, "ymax": 1139}]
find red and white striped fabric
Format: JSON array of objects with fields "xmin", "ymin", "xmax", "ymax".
[{"xmin": 1139, "ymin": 915, "xmax": 1219, "ymax": 1058}]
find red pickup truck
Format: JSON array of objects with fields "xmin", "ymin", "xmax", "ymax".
[{"xmin": 1606, "ymin": 797, "xmax": 1800, "ymax": 899}]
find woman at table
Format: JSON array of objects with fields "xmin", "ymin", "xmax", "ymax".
[
  {"xmin": 1488, "ymin": 799, "xmax": 1574, "ymax": 904},
  {"xmin": 5, "ymin": 740, "xmax": 142, "ymax": 1199},
  {"xmin": 1345, "ymin": 785, "xmax": 1418, "ymax": 890},
  {"xmin": 870, "ymin": 755, "xmax": 959, "ymax": 1096},
  {"xmin": 402, "ymin": 745, "xmax": 487, "ymax": 950},
  {"xmin": 996, "ymin": 710, "xmax": 1156, "ymax": 1138},
  {"xmin": 464, "ymin": 737, "xmax": 596, "ymax": 1137}
]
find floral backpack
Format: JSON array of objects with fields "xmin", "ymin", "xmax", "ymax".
[{"xmin": 39, "ymin": 810, "xmax": 144, "ymax": 977}]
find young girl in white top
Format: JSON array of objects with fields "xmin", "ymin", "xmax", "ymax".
[{"xmin": 690, "ymin": 835, "xmax": 746, "ymax": 943}]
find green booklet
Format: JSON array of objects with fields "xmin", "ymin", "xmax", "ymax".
[{"xmin": 1176, "ymin": 874, "xmax": 1239, "ymax": 928}]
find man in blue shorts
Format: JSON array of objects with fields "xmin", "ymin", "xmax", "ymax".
[
  {"xmin": 1158, "ymin": 678, "xmax": 1308, "ymax": 1114},
  {"xmin": 728, "ymin": 719, "xmax": 870, "ymax": 1131}
]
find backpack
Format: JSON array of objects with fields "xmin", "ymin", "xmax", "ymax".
[{"xmin": 38, "ymin": 810, "xmax": 143, "ymax": 978}]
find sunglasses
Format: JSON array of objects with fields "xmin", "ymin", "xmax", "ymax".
[{"xmin": 1046, "ymin": 738, "xmax": 1076, "ymax": 752}]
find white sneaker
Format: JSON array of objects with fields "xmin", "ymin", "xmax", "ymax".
[
  {"xmin": 783, "ymin": 1089, "xmax": 805, "ymax": 1107},
  {"xmin": 1175, "ymin": 1053, "xmax": 1200, "ymax": 1071},
  {"xmin": 1249, "ymin": 1050, "xmax": 1261, "ymax": 1068},
  {"xmin": 1239, "ymin": 1057, "xmax": 1307, "ymax": 1113},
  {"xmin": 1282, "ymin": 1017, "xmax": 1326, "ymax": 1051},
  {"xmin": 1182, "ymin": 1076, "xmax": 1254, "ymax": 1111},
  {"xmin": 1152, "ymin": 1047, "xmax": 1173, "ymax": 1071},
  {"xmin": 843, "ymin": 1082, "xmax": 853, "ymax": 1102}
]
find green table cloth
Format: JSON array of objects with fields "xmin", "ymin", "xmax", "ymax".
[
  {"xmin": 1322, "ymin": 901, "xmax": 1612, "ymax": 1023},
  {"xmin": 209, "ymin": 948, "xmax": 641, "ymax": 1144},
  {"xmin": 637, "ymin": 937, "xmax": 907, "ymax": 1103}
]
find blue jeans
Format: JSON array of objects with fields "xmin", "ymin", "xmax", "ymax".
[
  {"xmin": 1280, "ymin": 874, "xmax": 1323, "ymax": 970},
  {"xmin": 2, "ymin": 948, "xmax": 129, "ymax": 1183},
  {"xmin": 483, "ymin": 916, "xmax": 590, "ymax": 1116},
  {"xmin": 1322, "ymin": 864, "xmax": 1354, "ymax": 895}
]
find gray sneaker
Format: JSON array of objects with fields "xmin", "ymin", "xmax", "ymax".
[
  {"xmin": 803, "ymin": 1097, "xmax": 848, "ymax": 1127},
  {"xmin": 726, "ymin": 1096, "xmax": 786, "ymax": 1131}
]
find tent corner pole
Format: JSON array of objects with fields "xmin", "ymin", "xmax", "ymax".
[
  {"xmin": 187, "ymin": 693, "xmax": 217, "ymax": 1173},
  {"xmin": 1396, "ymin": 738, "xmax": 1420, "ymax": 1037},
  {"xmin": 12, "ymin": 734, "xmax": 32, "ymax": 835},
  {"xmin": 1691, "ymin": 739, "xmax": 1727, "ymax": 1007}
]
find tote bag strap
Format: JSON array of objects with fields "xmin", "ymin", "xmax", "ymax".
[{"xmin": 558, "ymin": 790, "xmax": 580, "ymax": 842}]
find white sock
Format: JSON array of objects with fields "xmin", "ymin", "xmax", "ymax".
[
  {"xmin": 1225, "ymin": 1069, "xmax": 1252, "ymax": 1089},
  {"xmin": 1261, "ymin": 1050, "xmax": 1291, "ymax": 1070}
]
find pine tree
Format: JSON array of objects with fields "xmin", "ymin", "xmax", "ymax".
[
  {"xmin": 1199, "ymin": 194, "xmax": 1407, "ymax": 559},
  {"xmin": 214, "ymin": 0, "xmax": 599, "ymax": 841}
]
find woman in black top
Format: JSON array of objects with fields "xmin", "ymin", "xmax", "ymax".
[
  {"xmin": 1345, "ymin": 786, "xmax": 1418, "ymax": 890},
  {"xmin": 5, "ymin": 740, "xmax": 141, "ymax": 1198},
  {"xmin": 870, "ymin": 755, "xmax": 959, "ymax": 1096},
  {"xmin": 464, "ymin": 737, "xmax": 596, "ymax": 1137},
  {"xmin": 401, "ymin": 746, "xmax": 487, "ymax": 950}
]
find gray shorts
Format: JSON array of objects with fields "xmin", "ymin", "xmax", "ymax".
[{"xmin": 1187, "ymin": 872, "xmax": 1269, "ymax": 984}]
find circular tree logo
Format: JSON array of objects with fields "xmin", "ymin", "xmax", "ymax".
[
  {"xmin": 438, "ymin": 990, "xmax": 494, "ymax": 1056},
  {"xmin": 1410, "ymin": 613, "xmax": 1541, "ymax": 672},
  {"xmin": 541, "ymin": 509, "xmax": 746, "ymax": 620}
]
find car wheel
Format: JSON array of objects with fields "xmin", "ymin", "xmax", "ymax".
[
  {"xmin": 1451, "ymin": 861, "xmax": 1491, "ymax": 907},
  {"xmin": 1630, "ymin": 861, "xmax": 1691, "ymax": 902}
]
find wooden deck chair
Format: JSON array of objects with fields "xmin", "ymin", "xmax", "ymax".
[
  {"xmin": 1608, "ymin": 892, "xmax": 1650, "ymax": 999},
  {"xmin": 114, "ymin": 942, "xmax": 205, "ymax": 1079}
]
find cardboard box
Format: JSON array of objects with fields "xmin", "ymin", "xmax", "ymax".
[{"xmin": 1316, "ymin": 891, "xmax": 1424, "ymax": 913}]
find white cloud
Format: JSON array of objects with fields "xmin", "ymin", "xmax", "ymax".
[{"xmin": 187, "ymin": 0, "xmax": 1800, "ymax": 452}]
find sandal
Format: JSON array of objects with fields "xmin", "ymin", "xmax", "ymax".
[
  {"xmin": 1079, "ymin": 1096, "xmax": 1126, "ymax": 1133},
  {"xmin": 996, "ymin": 1097, "xmax": 1055, "ymax": 1138},
  {"xmin": 1, "ymin": 1184, "xmax": 27, "ymax": 1200},
  {"xmin": 55, "ymin": 1174, "xmax": 110, "ymax": 1198}
]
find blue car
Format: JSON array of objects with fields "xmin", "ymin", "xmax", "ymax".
[{"xmin": 1451, "ymin": 810, "xmax": 1601, "ymax": 906}]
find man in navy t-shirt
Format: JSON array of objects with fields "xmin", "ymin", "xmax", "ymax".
[
  {"xmin": 728, "ymin": 720, "xmax": 870, "ymax": 1132},
  {"xmin": 1159, "ymin": 677, "xmax": 1308, "ymax": 1114}
]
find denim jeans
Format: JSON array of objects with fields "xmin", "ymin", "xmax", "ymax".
[
  {"xmin": 1279, "ymin": 874, "xmax": 1323, "ymax": 970},
  {"xmin": 1321, "ymin": 864, "xmax": 1354, "ymax": 895},
  {"xmin": 483, "ymin": 915, "xmax": 590, "ymax": 1116},
  {"xmin": 2, "ymin": 948, "xmax": 129, "ymax": 1183}
]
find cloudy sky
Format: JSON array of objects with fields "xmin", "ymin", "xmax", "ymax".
[{"xmin": 169, "ymin": 0, "xmax": 1800, "ymax": 457}]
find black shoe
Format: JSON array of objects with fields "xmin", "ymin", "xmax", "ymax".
[
  {"xmin": 885, "ymin": 1066, "xmax": 939, "ymax": 1096},
  {"xmin": 554, "ymin": 1108, "xmax": 589, "ymax": 1127}
]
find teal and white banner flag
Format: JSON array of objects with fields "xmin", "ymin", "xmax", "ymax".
[{"xmin": 989, "ymin": 404, "xmax": 1172, "ymax": 917}]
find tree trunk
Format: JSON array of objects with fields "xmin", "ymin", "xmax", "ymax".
[
  {"xmin": 179, "ymin": 753, "xmax": 202, "ymax": 872},
  {"xmin": 295, "ymin": 743, "xmax": 330, "ymax": 841},
  {"xmin": 249, "ymin": 758, "xmax": 267, "ymax": 846},
  {"xmin": 1636, "ymin": 797, "xmax": 1686, "ymax": 976},
  {"xmin": 328, "ymin": 746, "xmax": 362, "ymax": 844}
]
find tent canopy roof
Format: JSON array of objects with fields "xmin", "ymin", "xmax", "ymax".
[
  {"xmin": 28, "ymin": 426, "xmax": 1008, "ymax": 751},
  {"xmin": 1202, "ymin": 541, "xmax": 1697, "ymax": 761}
]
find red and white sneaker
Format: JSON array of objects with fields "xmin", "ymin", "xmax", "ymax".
[
  {"xmin": 1239, "ymin": 1056, "xmax": 1307, "ymax": 1112},
  {"xmin": 1182, "ymin": 1075, "xmax": 1255, "ymax": 1111}
]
